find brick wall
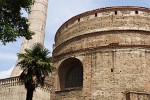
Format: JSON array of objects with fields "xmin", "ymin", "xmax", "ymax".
[{"xmin": 52, "ymin": 6, "xmax": 150, "ymax": 100}]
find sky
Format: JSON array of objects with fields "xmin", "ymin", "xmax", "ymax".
[{"xmin": 0, "ymin": 0, "xmax": 150, "ymax": 79}]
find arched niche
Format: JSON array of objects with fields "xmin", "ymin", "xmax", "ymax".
[{"xmin": 58, "ymin": 57, "xmax": 83, "ymax": 90}]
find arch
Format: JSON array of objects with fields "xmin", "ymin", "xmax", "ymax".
[{"xmin": 58, "ymin": 57, "xmax": 83, "ymax": 90}]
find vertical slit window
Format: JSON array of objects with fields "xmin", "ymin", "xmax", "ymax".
[
  {"xmin": 115, "ymin": 11, "xmax": 117, "ymax": 15},
  {"xmin": 95, "ymin": 13, "xmax": 97, "ymax": 17},
  {"xmin": 78, "ymin": 18, "xmax": 80, "ymax": 22}
]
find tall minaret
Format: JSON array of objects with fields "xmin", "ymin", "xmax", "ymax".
[{"xmin": 11, "ymin": 0, "xmax": 48, "ymax": 77}]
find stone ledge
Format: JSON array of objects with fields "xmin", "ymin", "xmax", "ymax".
[
  {"xmin": 0, "ymin": 76, "xmax": 52, "ymax": 92},
  {"xmin": 126, "ymin": 91, "xmax": 150, "ymax": 95},
  {"xmin": 53, "ymin": 30, "xmax": 150, "ymax": 54},
  {"xmin": 55, "ymin": 87, "xmax": 82, "ymax": 93},
  {"xmin": 0, "ymin": 76, "xmax": 20, "ymax": 86},
  {"xmin": 126, "ymin": 91, "xmax": 150, "ymax": 100},
  {"xmin": 53, "ymin": 44, "xmax": 150, "ymax": 58}
]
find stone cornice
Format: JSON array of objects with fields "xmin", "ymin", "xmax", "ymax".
[
  {"xmin": 53, "ymin": 44, "xmax": 150, "ymax": 61},
  {"xmin": 53, "ymin": 30, "xmax": 150, "ymax": 56}
]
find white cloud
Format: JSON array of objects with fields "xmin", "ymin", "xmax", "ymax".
[{"xmin": 0, "ymin": 66, "xmax": 14, "ymax": 79}]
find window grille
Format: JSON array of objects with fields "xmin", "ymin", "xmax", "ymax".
[{"xmin": 65, "ymin": 65, "xmax": 83, "ymax": 88}]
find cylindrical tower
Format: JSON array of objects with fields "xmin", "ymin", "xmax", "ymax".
[
  {"xmin": 11, "ymin": 0, "xmax": 48, "ymax": 76},
  {"xmin": 52, "ymin": 6, "xmax": 150, "ymax": 100}
]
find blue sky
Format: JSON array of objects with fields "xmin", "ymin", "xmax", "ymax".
[{"xmin": 0, "ymin": 0, "xmax": 150, "ymax": 78}]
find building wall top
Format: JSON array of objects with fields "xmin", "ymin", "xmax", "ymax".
[{"xmin": 54, "ymin": 6, "xmax": 150, "ymax": 41}]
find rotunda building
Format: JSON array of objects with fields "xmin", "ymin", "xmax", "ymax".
[{"xmin": 52, "ymin": 6, "xmax": 150, "ymax": 100}]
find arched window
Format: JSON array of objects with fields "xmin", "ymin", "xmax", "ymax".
[{"xmin": 58, "ymin": 58, "xmax": 83, "ymax": 90}]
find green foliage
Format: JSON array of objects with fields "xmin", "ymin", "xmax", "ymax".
[
  {"xmin": 17, "ymin": 43, "xmax": 54, "ymax": 100},
  {"xmin": 0, "ymin": 0, "xmax": 35, "ymax": 45}
]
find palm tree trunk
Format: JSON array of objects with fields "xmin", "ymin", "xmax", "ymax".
[{"xmin": 26, "ymin": 88, "xmax": 34, "ymax": 100}]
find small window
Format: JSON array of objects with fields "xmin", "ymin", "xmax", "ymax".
[
  {"xmin": 115, "ymin": 11, "xmax": 117, "ymax": 15},
  {"xmin": 135, "ymin": 11, "xmax": 138, "ymax": 14},
  {"xmin": 111, "ymin": 68, "xmax": 114, "ymax": 72},
  {"xmin": 78, "ymin": 18, "xmax": 80, "ymax": 22},
  {"xmin": 95, "ymin": 13, "xmax": 97, "ymax": 17},
  {"xmin": 66, "ymin": 24, "xmax": 68, "ymax": 28}
]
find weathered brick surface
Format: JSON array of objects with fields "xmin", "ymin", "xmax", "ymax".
[{"xmin": 52, "ymin": 6, "xmax": 150, "ymax": 100}]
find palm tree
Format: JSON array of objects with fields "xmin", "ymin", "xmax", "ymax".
[{"xmin": 17, "ymin": 43, "xmax": 54, "ymax": 100}]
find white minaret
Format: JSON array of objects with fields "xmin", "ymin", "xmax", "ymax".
[{"xmin": 11, "ymin": 0, "xmax": 48, "ymax": 76}]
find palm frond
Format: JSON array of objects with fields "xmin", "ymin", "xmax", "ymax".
[{"xmin": 17, "ymin": 43, "xmax": 55, "ymax": 91}]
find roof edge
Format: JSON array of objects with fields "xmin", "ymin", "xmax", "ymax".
[{"xmin": 54, "ymin": 6, "xmax": 150, "ymax": 41}]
